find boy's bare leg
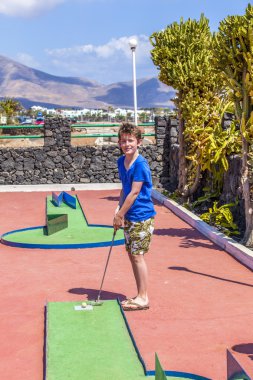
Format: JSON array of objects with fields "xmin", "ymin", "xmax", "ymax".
[
  {"xmin": 128, "ymin": 253, "xmax": 149, "ymax": 306},
  {"xmin": 128, "ymin": 253, "xmax": 141, "ymax": 294}
]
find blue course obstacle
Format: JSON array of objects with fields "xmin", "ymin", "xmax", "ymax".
[
  {"xmin": 52, "ymin": 191, "xmax": 76, "ymax": 209},
  {"xmin": 52, "ymin": 191, "xmax": 63, "ymax": 207}
]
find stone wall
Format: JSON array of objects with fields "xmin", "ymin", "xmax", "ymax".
[
  {"xmin": 0, "ymin": 118, "xmax": 170, "ymax": 186},
  {"xmin": 0, "ymin": 115, "xmax": 242, "ymax": 208},
  {"xmin": 153, "ymin": 116, "xmax": 179, "ymax": 191}
]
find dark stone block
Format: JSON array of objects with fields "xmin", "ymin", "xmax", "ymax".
[
  {"xmin": 45, "ymin": 130, "xmax": 53, "ymax": 137},
  {"xmin": 169, "ymin": 118, "xmax": 178, "ymax": 126},
  {"xmin": 53, "ymin": 156, "xmax": 62, "ymax": 164},
  {"xmin": 91, "ymin": 157, "xmax": 103, "ymax": 165},
  {"xmin": 60, "ymin": 149, "xmax": 69, "ymax": 156},
  {"xmin": 156, "ymin": 120, "xmax": 167, "ymax": 127},
  {"xmin": 105, "ymin": 162, "xmax": 117, "ymax": 169},
  {"xmin": 170, "ymin": 127, "xmax": 178, "ymax": 137},
  {"xmin": 44, "ymin": 158, "xmax": 55, "ymax": 169},
  {"xmin": 23, "ymin": 158, "xmax": 35, "ymax": 171},
  {"xmin": 90, "ymin": 164, "xmax": 102, "ymax": 171},
  {"xmin": 44, "ymin": 137, "xmax": 56, "ymax": 146},
  {"xmin": 65, "ymin": 155, "xmax": 72, "ymax": 163},
  {"xmin": 1, "ymin": 159, "xmax": 15, "ymax": 171},
  {"xmin": 47, "ymin": 151, "xmax": 58, "ymax": 158},
  {"xmin": 156, "ymin": 134, "xmax": 166, "ymax": 139},
  {"xmin": 3, "ymin": 152, "xmax": 12, "ymax": 159},
  {"xmin": 157, "ymin": 127, "xmax": 166, "ymax": 133},
  {"xmin": 62, "ymin": 162, "xmax": 70, "ymax": 169},
  {"xmin": 54, "ymin": 168, "xmax": 65, "ymax": 180}
]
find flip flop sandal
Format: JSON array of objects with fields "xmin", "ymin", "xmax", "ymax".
[
  {"xmin": 121, "ymin": 298, "xmax": 134, "ymax": 306},
  {"xmin": 122, "ymin": 299, "xmax": 149, "ymax": 311}
]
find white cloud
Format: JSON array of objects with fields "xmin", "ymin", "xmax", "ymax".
[
  {"xmin": 44, "ymin": 35, "xmax": 155, "ymax": 83},
  {"xmin": 0, "ymin": 0, "xmax": 66, "ymax": 17},
  {"xmin": 45, "ymin": 35, "xmax": 151, "ymax": 62},
  {"xmin": 16, "ymin": 53, "xmax": 41, "ymax": 69}
]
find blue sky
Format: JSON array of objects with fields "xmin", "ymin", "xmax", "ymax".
[{"xmin": 0, "ymin": 0, "xmax": 249, "ymax": 84}]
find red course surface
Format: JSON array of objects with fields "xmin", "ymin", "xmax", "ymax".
[{"xmin": 0, "ymin": 189, "xmax": 253, "ymax": 380}]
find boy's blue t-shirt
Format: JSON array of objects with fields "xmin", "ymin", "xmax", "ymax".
[{"xmin": 117, "ymin": 154, "xmax": 156, "ymax": 222}]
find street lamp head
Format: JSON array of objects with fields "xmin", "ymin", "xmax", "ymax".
[{"xmin": 129, "ymin": 38, "xmax": 138, "ymax": 50}]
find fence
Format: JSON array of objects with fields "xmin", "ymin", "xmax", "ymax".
[
  {"xmin": 0, "ymin": 122, "xmax": 155, "ymax": 141},
  {"xmin": 0, "ymin": 124, "xmax": 44, "ymax": 139}
]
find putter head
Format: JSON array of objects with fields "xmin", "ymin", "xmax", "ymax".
[{"xmin": 86, "ymin": 300, "xmax": 103, "ymax": 306}]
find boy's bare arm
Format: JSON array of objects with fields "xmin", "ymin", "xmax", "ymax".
[
  {"xmin": 115, "ymin": 189, "xmax": 124, "ymax": 215},
  {"xmin": 113, "ymin": 181, "xmax": 143, "ymax": 229}
]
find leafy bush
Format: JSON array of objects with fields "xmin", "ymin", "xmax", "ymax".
[{"xmin": 200, "ymin": 201, "xmax": 239, "ymax": 236}]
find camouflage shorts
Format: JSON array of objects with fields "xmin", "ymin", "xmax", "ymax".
[{"xmin": 124, "ymin": 217, "xmax": 154, "ymax": 255}]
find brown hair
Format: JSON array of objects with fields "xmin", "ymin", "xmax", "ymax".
[{"xmin": 118, "ymin": 122, "xmax": 143, "ymax": 140}]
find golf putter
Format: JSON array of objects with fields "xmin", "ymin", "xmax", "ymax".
[{"xmin": 83, "ymin": 229, "xmax": 117, "ymax": 307}]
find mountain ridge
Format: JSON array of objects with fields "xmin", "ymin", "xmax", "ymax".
[{"xmin": 0, "ymin": 55, "xmax": 175, "ymax": 109}]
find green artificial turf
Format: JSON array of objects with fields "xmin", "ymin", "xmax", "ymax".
[
  {"xmin": 3, "ymin": 195, "xmax": 124, "ymax": 246},
  {"xmin": 46, "ymin": 300, "xmax": 148, "ymax": 380},
  {"xmin": 45, "ymin": 300, "xmax": 203, "ymax": 380}
]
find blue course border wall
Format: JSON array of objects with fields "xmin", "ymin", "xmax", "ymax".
[
  {"xmin": 117, "ymin": 298, "xmax": 212, "ymax": 380},
  {"xmin": 0, "ymin": 225, "xmax": 124, "ymax": 249}
]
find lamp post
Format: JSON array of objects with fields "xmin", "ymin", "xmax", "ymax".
[{"xmin": 129, "ymin": 38, "xmax": 138, "ymax": 126}]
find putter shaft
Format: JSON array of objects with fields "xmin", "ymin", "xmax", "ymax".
[{"xmin": 96, "ymin": 230, "xmax": 116, "ymax": 302}]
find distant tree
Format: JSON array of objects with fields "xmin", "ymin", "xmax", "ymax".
[
  {"xmin": 95, "ymin": 114, "xmax": 103, "ymax": 122},
  {"xmin": 117, "ymin": 115, "xmax": 125, "ymax": 122},
  {"xmin": 126, "ymin": 112, "xmax": 132, "ymax": 122},
  {"xmin": 214, "ymin": 4, "xmax": 253, "ymax": 246},
  {"xmin": 139, "ymin": 112, "xmax": 149, "ymax": 123},
  {"xmin": 84, "ymin": 111, "xmax": 91, "ymax": 122},
  {"xmin": 108, "ymin": 106, "xmax": 114, "ymax": 113},
  {"xmin": 153, "ymin": 108, "xmax": 164, "ymax": 117},
  {"xmin": 26, "ymin": 108, "xmax": 37, "ymax": 118},
  {"xmin": 0, "ymin": 97, "xmax": 23, "ymax": 124},
  {"xmin": 107, "ymin": 106, "xmax": 114, "ymax": 122}
]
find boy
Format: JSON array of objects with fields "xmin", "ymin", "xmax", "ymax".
[{"xmin": 113, "ymin": 123, "xmax": 156, "ymax": 311}]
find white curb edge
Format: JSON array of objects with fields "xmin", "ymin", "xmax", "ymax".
[
  {"xmin": 152, "ymin": 189, "xmax": 253, "ymax": 270},
  {"xmin": 0, "ymin": 183, "xmax": 122, "ymax": 192}
]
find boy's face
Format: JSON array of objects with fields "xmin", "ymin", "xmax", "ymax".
[{"xmin": 119, "ymin": 133, "xmax": 141, "ymax": 156}]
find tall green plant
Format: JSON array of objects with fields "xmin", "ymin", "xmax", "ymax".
[
  {"xmin": 184, "ymin": 98, "xmax": 240, "ymax": 193},
  {"xmin": 150, "ymin": 15, "xmax": 226, "ymax": 200},
  {"xmin": 214, "ymin": 4, "xmax": 253, "ymax": 246}
]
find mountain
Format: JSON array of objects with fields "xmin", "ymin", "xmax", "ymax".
[{"xmin": 0, "ymin": 55, "xmax": 175, "ymax": 109}]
